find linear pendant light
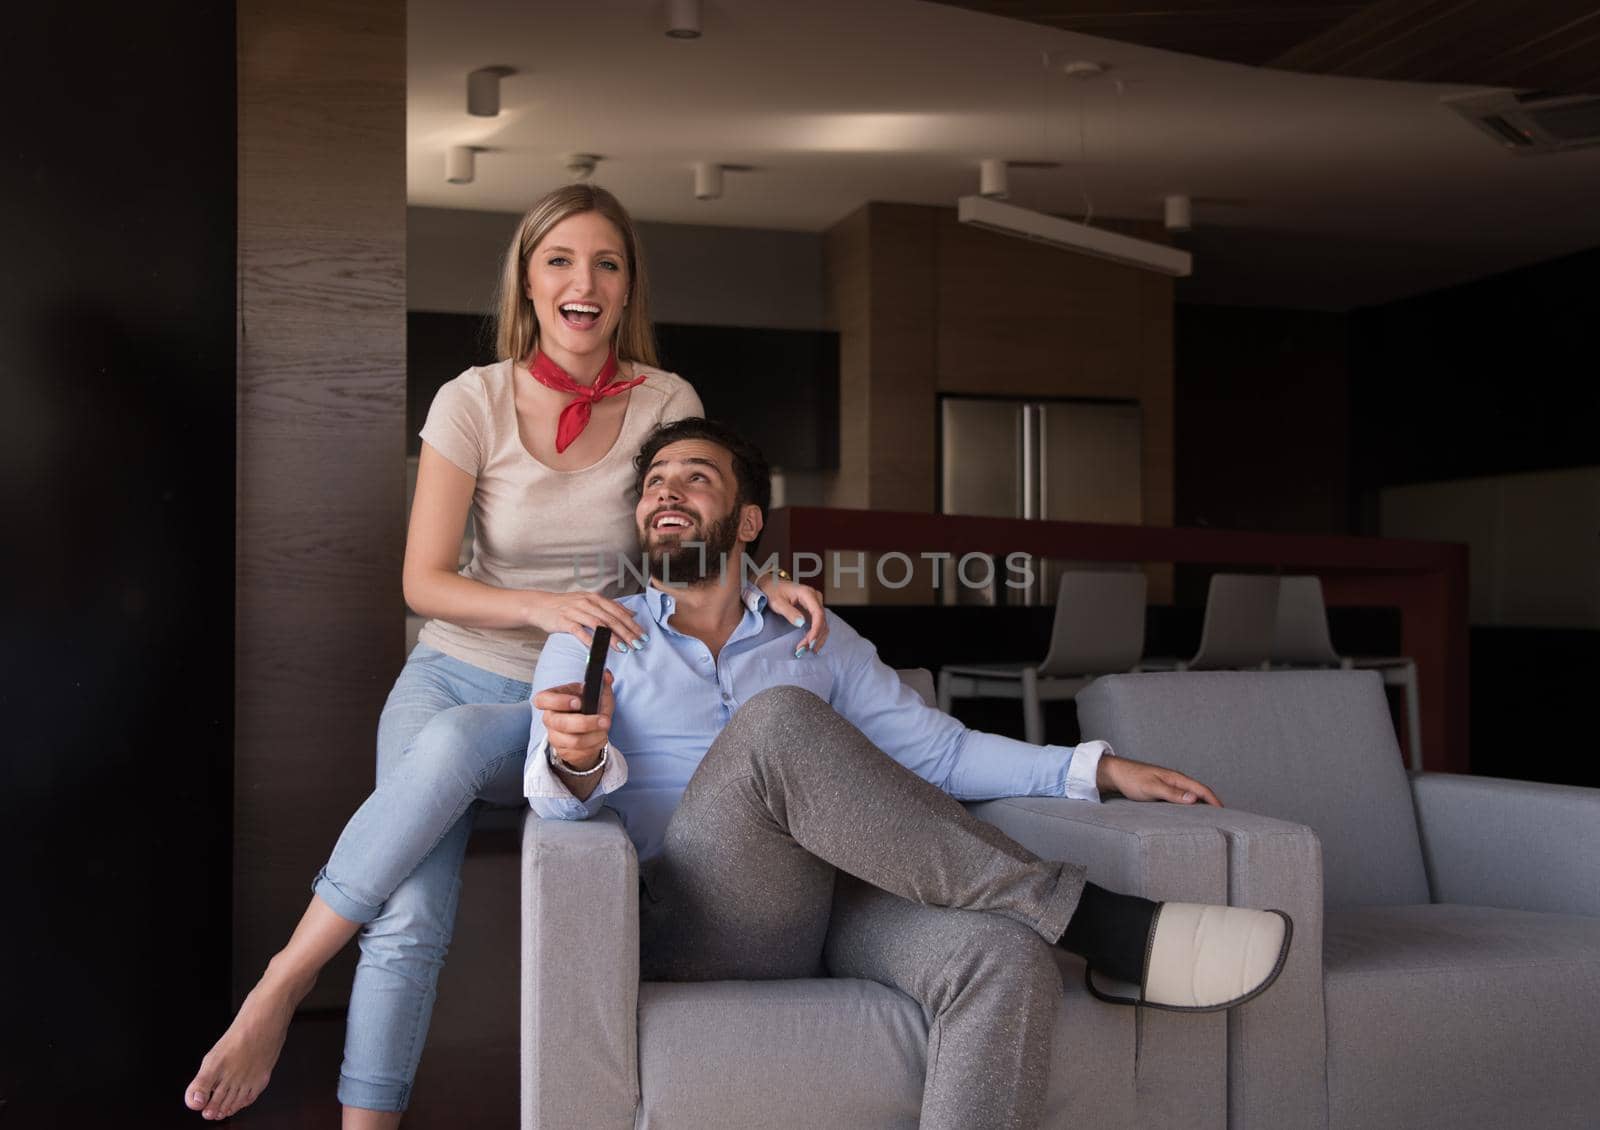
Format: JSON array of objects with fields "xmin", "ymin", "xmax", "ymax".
[{"xmin": 957, "ymin": 195, "xmax": 1192, "ymax": 277}]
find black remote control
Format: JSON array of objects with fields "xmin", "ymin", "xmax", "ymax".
[{"xmin": 580, "ymin": 626, "xmax": 612, "ymax": 714}]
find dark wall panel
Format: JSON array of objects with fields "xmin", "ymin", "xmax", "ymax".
[
  {"xmin": 1175, "ymin": 304, "xmax": 1353, "ymax": 535},
  {"xmin": 406, "ymin": 314, "xmax": 840, "ymax": 470},
  {"xmin": 656, "ymin": 322, "xmax": 840, "ymax": 472},
  {"xmin": 1345, "ymin": 246, "xmax": 1600, "ymax": 787},
  {"xmin": 1350, "ymin": 244, "xmax": 1600, "ymax": 504},
  {"xmin": 0, "ymin": 0, "xmax": 236, "ymax": 1117}
]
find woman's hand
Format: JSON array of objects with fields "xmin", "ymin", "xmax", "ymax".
[
  {"xmin": 528, "ymin": 591, "xmax": 648, "ymax": 653},
  {"xmin": 1097, "ymin": 753, "xmax": 1222, "ymax": 807},
  {"xmin": 756, "ymin": 573, "xmax": 829, "ymax": 655}
]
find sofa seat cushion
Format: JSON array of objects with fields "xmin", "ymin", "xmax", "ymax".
[
  {"xmin": 635, "ymin": 954, "xmax": 1143, "ymax": 1130},
  {"xmin": 1324, "ymin": 903, "xmax": 1600, "ymax": 1130}
]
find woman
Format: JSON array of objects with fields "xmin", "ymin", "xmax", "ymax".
[{"xmin": 185, "ymin": 184, "xmax": 826, "ymax": 1125}]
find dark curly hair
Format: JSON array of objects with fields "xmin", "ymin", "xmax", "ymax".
[{"xmin": 633, "ymin": 417, "xmax": 772, "ymax": 549}]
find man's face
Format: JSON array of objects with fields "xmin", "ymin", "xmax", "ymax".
[{"xmin": 636, "ymin": 438, "xmax": 760, "ymax": 585}]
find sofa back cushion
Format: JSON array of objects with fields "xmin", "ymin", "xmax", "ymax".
[{"xmin": 1077, "ymin": 670, "xmax": 1429, "ymax": 908}]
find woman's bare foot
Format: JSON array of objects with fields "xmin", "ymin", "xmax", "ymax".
[{"xmin": 185, "ymin": 959, "xmax": 315, "ymax": 1120}]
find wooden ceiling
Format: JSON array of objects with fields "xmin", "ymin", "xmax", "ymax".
[{"xmin": 933, "ymin": 0, "xmax": 1600, "ymax": 94}]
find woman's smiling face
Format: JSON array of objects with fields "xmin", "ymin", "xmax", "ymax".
[{"xmin": 524, "ymin": 210, "xmax": 630, "ymax": 369}]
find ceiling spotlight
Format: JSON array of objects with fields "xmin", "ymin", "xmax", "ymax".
[
  {"xmin": 446, "ymin": 146, "xmax": 479, "ymax": 185},
  {"xmin": 1164, "ymin": 194, "xmax": 1192, "ymax": 232},
  {"xmin": 566, "ymin": 153, "xmax": 601, "ymax": 180},
  {"xmin": 694, "ymin": 162, "xmax": 724, "ymax": 200},
  {"xmin": 979, "ymin": 159, "xmax": 1009, "ymax": 200},
  {"xmin": 666, "ymin": 0, "xmax": 702, "ymax": 39},
  {"xmin": 466, "ymin": 66, "xmax": 514, "ymax": 117}
]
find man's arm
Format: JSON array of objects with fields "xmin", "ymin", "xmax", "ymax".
[
  {"xmin": 821, "ymin": 615, "xmax": 1094, "ymax": 800},
  {"xmin": 821, "ymin": 615, "xmax": 1222, "ymax": 806}
]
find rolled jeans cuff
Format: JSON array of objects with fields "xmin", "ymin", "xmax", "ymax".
[
  {"xmin": 337, "ymin": 1072, "xmax": 409, "ymax": 1113},
  {"xmin": 312, "ymin": 869, "xmax": 383, "ymax": 926}
]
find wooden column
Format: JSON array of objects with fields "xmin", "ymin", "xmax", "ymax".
[
  {"xmin": 823, "ymin": 203, "xmax": 940, "ymax": 514},
  {"xmin": 235, "ymin": 0, "xmax": 406, "ymax": 1006},
  {"xmin": 823, "ymin": 203, "xmax": 940, "ymax": 602},
  {"xmin": 823, "ymin": 204, "xmax": 1178, "ymax": 604}
]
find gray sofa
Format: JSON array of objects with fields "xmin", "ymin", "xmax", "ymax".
[
  {"xmin": 1077, "ymin": 670, "xmax": 1600, "ymax": 1130},
  {"xmin": 519, "ymin": 670, "xmax": 1240, "ymax": 1130}
]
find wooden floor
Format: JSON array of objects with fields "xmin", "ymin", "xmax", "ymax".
[
  {"xmin": 219, "ymin": 846, "xmax": 522, "ymax": 1127},
  {"xmin": 236, "ymin": 1007, "xmax": 516, "ymax": 1129}
]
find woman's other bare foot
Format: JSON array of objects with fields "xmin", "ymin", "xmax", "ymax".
[{"xmin": 184, "ymin": 958, "xmax": 315, "ymax": 1120}]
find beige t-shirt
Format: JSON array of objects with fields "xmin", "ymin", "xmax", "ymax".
[{"xmin": 417, "ymin": 359, "xmax": 703, "ymax": 680}]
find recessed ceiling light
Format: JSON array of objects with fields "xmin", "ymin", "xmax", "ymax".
[
  {"xmin": 1043, "ymin": 54, "xmax": 1108, "ymax": 80},
  {"xmin": 666, "ymin": 0, "xmax": 701, "ymax": 39}
]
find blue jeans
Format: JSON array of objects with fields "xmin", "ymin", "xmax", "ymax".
[{"xmin": 311, "ymin": 643, "xmax": 532, "ymax": 1112}]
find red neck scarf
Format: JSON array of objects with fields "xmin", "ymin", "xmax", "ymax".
[{"xmin": 528, "ymin": 350, "xmax": 646, "ymax": 454}]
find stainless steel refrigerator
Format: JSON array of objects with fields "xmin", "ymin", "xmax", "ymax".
[{"xmin": 939, "ymin": 396, "xmax": 1144, "ymax": 604}]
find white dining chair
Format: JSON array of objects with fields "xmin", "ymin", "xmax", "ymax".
[
  {"xmin": 938, "ymin": 570, "xmax": 1147, "ymax": 745},
  {"xmin": 1272, "ymin": 575, "xmax": 1424, "ymax": 770},
  {"xmin": 1142, "ymin": 573, "xmax": 1281, "ymax": 673}
]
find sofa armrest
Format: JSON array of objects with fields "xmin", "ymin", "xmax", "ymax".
[
  {"xmin": 521, "ymin": 810, "xmax": 640, "ymax": 1130},
  {"xmin": 1412, "ymin": 773, "xmax": 1600, "ymax": 917},
  {"xmin": 968, "ymin": 796, "xmax": 1228, "ymax": 903}
]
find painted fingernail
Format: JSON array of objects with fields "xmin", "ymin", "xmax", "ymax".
[
  {"xmin": 791, "ymin": 616, "xmax": 806, "ymax": 627},
  {"xmin": 631, "ymin": 638, "xmax": 645, "ymax": 651},
  {"xmin": 570, "ymin": 697, "xmax": 581, "ymax": 710},
  {"xmin": 795, "ymin": 645, "xmax": 809, "ymax": 658},
  {"xmin": 614, "ymin": 640, "xmax": 629, "ymax": 653},
  {"xmin": 640, "ymin": 632, "xmax": 651, "ymax": 643}
]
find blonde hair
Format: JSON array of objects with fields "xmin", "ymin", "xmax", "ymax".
[{"xmin": 494, "ymin": 184, "xmax": 658, "ymax": 368}]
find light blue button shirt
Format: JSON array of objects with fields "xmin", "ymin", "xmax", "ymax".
[{"xmin": 525, "ymin": 584, "xmax": 1107, "ymax": 861}]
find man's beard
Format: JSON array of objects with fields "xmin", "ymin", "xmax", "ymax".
[{"xmin": 646, "ymin": 510, "xmax": 741, "ymax": 587}]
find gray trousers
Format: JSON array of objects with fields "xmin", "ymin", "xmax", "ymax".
[{"xmin": 639, "ymin": 685, "xmax": 1086, "ymax": 1130}]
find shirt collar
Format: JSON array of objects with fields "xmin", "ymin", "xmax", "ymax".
[{"xmin": 642, "ymin": 582, "xmax": 768, "ymax": 630}]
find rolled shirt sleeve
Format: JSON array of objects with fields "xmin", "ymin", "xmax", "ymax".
[
  {"xmin": 524, "ymin": 736, "xmax": 630, "ymax": 820},
  {"xmin": 949, "ymin": 732, "xmax": 1107, "ymax": 803}
]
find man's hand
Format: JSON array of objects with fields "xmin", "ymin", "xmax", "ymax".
[
  {"xmin": 536, "ymin": 672, "xmax": 614, "ymax": 795},
  {"xmin": 1097, "ymin": 753, "xmax": 1222, "ymax": 807}
]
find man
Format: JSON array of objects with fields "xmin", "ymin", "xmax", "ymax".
[{"xmin": 525, "ymin": 418, "xmax": 1290, "ymax": 1129}]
